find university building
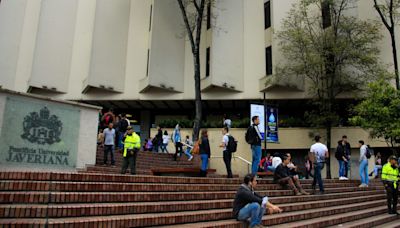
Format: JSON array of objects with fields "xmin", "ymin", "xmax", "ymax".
[{"xmin": 0, "ymin": 0, "xmax": 398, "ymax": 177}]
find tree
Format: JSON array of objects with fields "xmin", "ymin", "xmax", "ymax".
[
  {"xmin": 176, "ymin": 0, "xmax": 213, "ymax": 141},
  {"xmin": 351, "ymin": 78, "xmax": 400, "ymax": 155},
  {"xmin": 277, "ymin": 0, "xmax": 382, "ymax": 178},
  {"xmin": 373, "ymin": 0, "xmax": 400, "ymax": 90}
]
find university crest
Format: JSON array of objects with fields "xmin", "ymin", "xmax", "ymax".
[{"xmin": 21, "ymin": 107, "xmax": 63, "ymax": 145}]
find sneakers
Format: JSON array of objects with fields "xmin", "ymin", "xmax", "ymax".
[
  {"xmin": 358, "ymin": 184, "xmax": 368, "ymax": 188},
  {"xmin": 188, "ymin": 156, "xmax": 193, "ymax": 161},
  {"xmin": 339, "ymin": 176, "xmax": 349, "ymax": 180}
]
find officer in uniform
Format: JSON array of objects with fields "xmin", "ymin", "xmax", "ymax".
[
  {"xmin": 121, "ymin": 126, "xmax": 141, "ymax": 175},
  {"xmin": 381, "ymin": 155, "xmax": 399, "ymax": 215}
]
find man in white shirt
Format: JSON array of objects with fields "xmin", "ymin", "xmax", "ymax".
[
  {"xmin": 358, "ymin": 140, "xmax": 369, "ymax": 187},
  {"xmin": 309, "ymin": 135, "xmax": 329, "ymax": 194},
  {"xmin": 103, "ymin": 123, "xmax": 116, "ymax": 167},
  {"xmin": 220, "ymin": 127, "xmax": 233, "ymax": 178}
]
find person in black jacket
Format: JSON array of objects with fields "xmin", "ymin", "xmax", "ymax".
[
  {"xmin": 233, "ymin": 174, "xmax": 282, "ymax": 228},
  {"xmin": 274, "ymin": 155, "xmax": 310, "ymax": 196},
  {"xmin": 246, "ymin": 116, "xmax": 263, "ymax": 175},
  {"xmin": 336, "ymin": 140, "xmax": 349, "ymax": 180},
  {"xmin": 199, "ymin": 129, "xmax": 211, "ymax": 177}
]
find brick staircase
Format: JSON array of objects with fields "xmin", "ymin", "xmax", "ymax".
[
  {"xmin": 86, "ymin": 147, "xmax": 200, "ymax": 175},
  {"xmin": 0, "ymin": 171, "xmax": 399, "ymax": 227}
]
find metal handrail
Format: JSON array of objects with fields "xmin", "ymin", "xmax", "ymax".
[{"xmin": 211, "ymin": 155, "xmax": 252, "ymax": 173}]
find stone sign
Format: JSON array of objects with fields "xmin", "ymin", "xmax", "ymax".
[{"xmin": 0, "ymin": 96, "xmax": 80, "ymax": 168}]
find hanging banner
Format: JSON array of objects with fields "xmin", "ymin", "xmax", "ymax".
[
  {"xmin": 250, "ymin": 104, "xmax": 265, "ymax": 140},
  {"xmin": 266, "ymin": 107, "xmax": 279, "ymax": 143}
]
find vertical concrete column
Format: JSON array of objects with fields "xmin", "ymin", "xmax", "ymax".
[{"xmin": 140, "ymin": 110, "xmax": 151, "ymax": 143}]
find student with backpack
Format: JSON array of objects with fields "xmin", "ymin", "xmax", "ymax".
[
  {"xmin": 358, "ymin": 140, "xmax": 369, "ymax": 187},
  {"xmin": 245, "ymin": 116, "xmax": 263, "ymax": 175},
  {"xmin": 220, "ymin": 127, "xmax": 236, "ymax": 178}
]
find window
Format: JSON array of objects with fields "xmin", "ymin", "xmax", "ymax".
[
  {"xmin": 206, "ymin": 47, "xmax": 210, "ymax": 77},
  {"xmin": 146, "ymin": 49, "xmax": 150, "ymax": 76},
  {"xmin": 264, "ymin": 1, "xmax": 271, "ymax": 29},
  {"xmin": 266, "ymin": 46, "xmax": 272, "ymax": 75},
  {"xmin": 207, "ymin": 3, "xmax": 211, "ymax": 29},
  {"xmin": 149, "ymin": 5, "xmax": 153, "ymax": 31}
]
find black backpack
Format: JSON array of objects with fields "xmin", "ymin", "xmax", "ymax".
[
  {"xmin": 335, "ymin": 145, "xmax": 343, "ymax": 160},
  {"xmin": 245, "ymin": 126, "xmax": 254, "ymax": 144},
  {"xmin": 227, "ymin": 135, "xmax": 237, "ymax": 153},
  {"xmin": 365, "ymin": 146, "xmax": 371, "ymax": 159}
]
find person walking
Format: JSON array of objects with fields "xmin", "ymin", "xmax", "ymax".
[
  {"xmin": 358, "ymin": 140, "xmax": 369, "ymax": 187},
  {"xmin": 153, "ymin": 126, "xmax": 163, "ymax": 153},
  {"xmin": 172, "ymin": 124, "xmax": 183, "ymax": 161},
  {"xmin": 161, "ymin": 130, "xmax": 169, "ymax": 153},
  {"xmin": 103, "ymin": 123, "xmax": 116, "ymax": 167},
  {"xmin": 336, "ymin": 140, "xmax": 349, "ymax": 180},
  {"xmin": 245, "ymin": 116, "xmax": 263, "ymax": 175},
  {"xmin": 121, "ymin": 126, "xmax": 141, "ymax": 175},
  {"xmin": 381, "ymin": 155, "xmax": 399, "ymax": 215},
  {"xmin": 183, "ymin": 135, "xmax": 194, "ymax": 161},
  {"xmin": 309, "ymin": 135, "xmax": 328, "ymax": 195},
  {"xmin": 220, "ymin": 127, "xmax": 233, "ymax": 178},
  {"xmin": 199, "ymin": 129, "xmax": 211, "ymax": 177},
  {"xmin": 233, "ymin": 174, "xmax": 282, "ymax": 228}
]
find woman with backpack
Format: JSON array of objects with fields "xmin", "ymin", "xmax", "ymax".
[{"xmin": 199, "ymin": 129, "xmax": 211, "ymax": 177}]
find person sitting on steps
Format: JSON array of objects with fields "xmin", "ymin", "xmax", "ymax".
[
  {"xmin": 274, "ymin": 155, "xmax": 310, "ymax": 196},
  {"xmin": 233, "ymin": 174, "xmax": 282, "ymax": 228}
]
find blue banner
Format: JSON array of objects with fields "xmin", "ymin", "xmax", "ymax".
[{"xmin": 266, "ymin": 107, "xmax": 279, "ymax": 143}]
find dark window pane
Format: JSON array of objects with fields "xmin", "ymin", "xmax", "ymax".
[
  {"xmin": 146, "ymin": 49, "xmax": 150, "ymax": 76},
  {"xmin": 266, "ymin": 46, "xmax": 272, "ymax": 75},
  {"xmin": 322, "ymin": 1, "xmax": 331, "ymax": 28},
  {"xmin": 149, "ymin": 5, "xmax": 153, "ymax": 31},
  {"xmin": 206, "ymin": 47, "xmax": 210, "ymax": 77},
  {"xmin": 207, "ymin": 3, "xmax": 211, "ymax": 29},
  {"xmin": 264, "ymin": 1, "xmax": 271, "ymax": 29}
]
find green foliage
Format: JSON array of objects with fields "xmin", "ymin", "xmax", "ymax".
[{"xmin": 350, "ymin": 78, "xmax": 400, "ymax": 150}]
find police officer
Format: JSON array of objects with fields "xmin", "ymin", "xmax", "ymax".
[
  {"xmin": 381, "ymin": 155, "xmax": 399, "ymax": 215},
  {"xmin": 121, "ymin": 126, "xmax": 141, "ymax": 175}
]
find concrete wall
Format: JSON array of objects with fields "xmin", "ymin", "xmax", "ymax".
[
  {"xmin": 152, "ymin": 127, "xmax": 382, "ymax": 178},
  {"xmin": 0, "ymin": 89, "xmax": 100, "ymax": 172}
]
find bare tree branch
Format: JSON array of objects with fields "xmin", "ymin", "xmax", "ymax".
[
  {"xmin": 374, "ymin": 0, "xmax": 392, "ymax": 30},
  {"xmin": 177, "ymin": 0, "xmax": 196, "ymax": 53}
]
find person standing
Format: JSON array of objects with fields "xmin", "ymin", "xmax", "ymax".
[
  {"xmin": 336, "ymin": 140, "xmax": 349, "ymax": 180},
  {"xmin": 358, "ymin": 140, "xmax": 369, "ymax": 187},
  {"xmin": 341, "ymin": 135, "xmax": 351, "ymax": 178},
  {"xmin": 220, "ymin": 127, "xmax": 233, "ymax": 178},
  {"xmin": 121, "ymin": 126, "xmax": 141, "ymax": 175},
  {"xmin": 233, "ymin": 174, "xmax": 282, "ymax": 228},
  {"xmin": 199, "ymin": 129, "xmax": 211, "ymax": 177},
  {"xmin": 381, "ymin": 155, "xmax": 399, "ymax": 215},
  {"xmin": 117, "ymin": 114, "xmax": 129, "ymax": 151},
  {"xmin": 103, "ymin": 123, "xmax": 116, "ymax": 167},
  {"xmin": 172, "ymin": 124, "xmax": 183, "ymax": 161},
  {"xmin": 161, "ymin": 130, "xmax": 169, "ymax": 153},
  {"xmin": 246, "ymin": 116, "xmax": 263, "ymax": 175},
  {"xmin": 309, "ymin": 135, "xmax": 328, "ymax": 195},
  {"xmin": 304, "ymin": 155, "xmax": 313, "ymax": 179}
]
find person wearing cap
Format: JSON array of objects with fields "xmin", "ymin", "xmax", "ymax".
[
  {"xmin": 121, "ymin": 126, "xmax": 141, "ymax": 175},
  {"xmin": 381, "ymin": 155, "xmax": 399, "ymax": 215}
]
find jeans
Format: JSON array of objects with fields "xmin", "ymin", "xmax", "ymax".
[
  {"xmin": 374, "ymin": 165, "xmax": 382, "ymax": 176},
  {"xmin": 237, "ymin": 202, "xmax": 266, "ymax": 227},
  {"xmin": 359, "ymin": 159, "xmax": 369, "ymax": 185},
  {"xmin": 267, "ymin": 166, "xmax": 275, "ymax": 172},
  {"xmin": 312, "ymin": 162, "xmax": 324, "ymax": 192},
  {"xmin": 223, "ymin": 150, "xmax": 233, "ymax": 178},
  {"xmin": 184, "ymin": 147, "xmax": 192, "ymax": 159},
  {"xmin": 251, "ymin": 145, "xmax": 262, "ymax": 175},
  {"xmin": 160, "ymin": 143, "xmax": 169, "ymax": 153},
  {"xmin": 339, "ymin": 160, "xmax": 345, "ymax": 177},
  {"xmin": 104, "ymin": 145, "xmax": 115, "ymax": 165},
  {"xmin": 118, "ymin": 132, "xmax": 124, "ymax": 149},
  {"xmin": 200, "ymin": 154, "xmax": 209, "ymax": 171}
]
